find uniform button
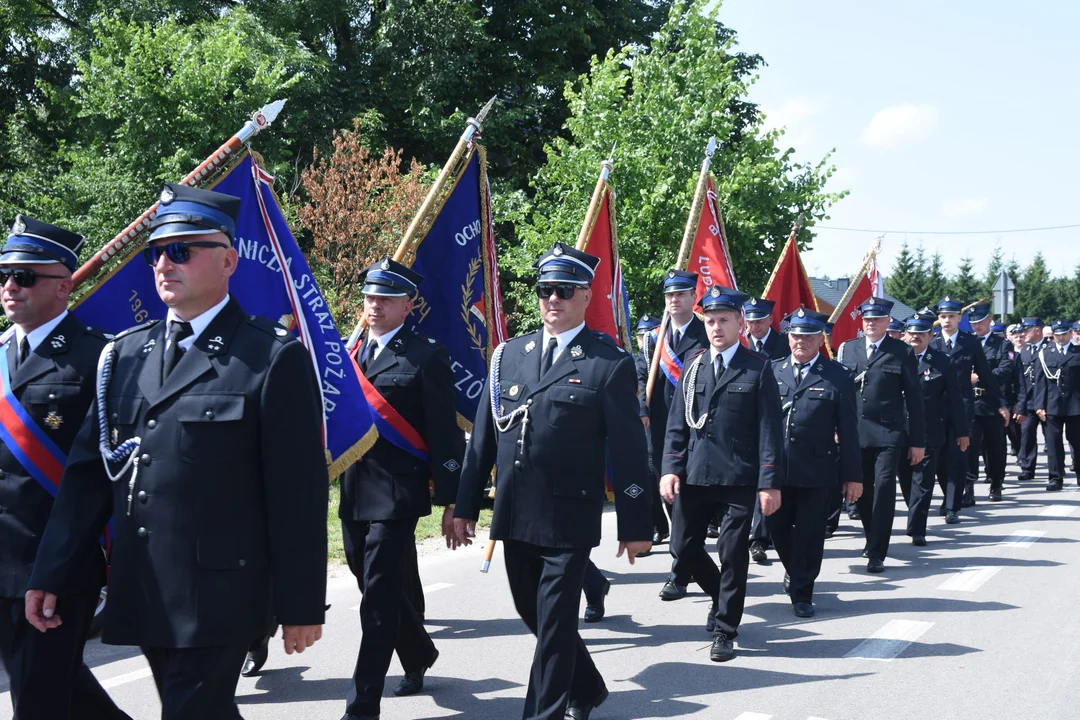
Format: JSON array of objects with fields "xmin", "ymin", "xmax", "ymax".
[
  {"xmin": 48, "ymin": 393, "xmax": 57, "ymax": 401},
  {"xmin": 204, "ymin": 410, "xmax": 215, "ymax": 420},
  {"xmin": 514, "ymin": 460, "xmax": 523, "ymax": 468},
  {"xmin": 140, "ymin": 453, "xmax": 151, "ymax": 466},
  {"xmin": 147, "ymin": 419, "xmax": 157, "ymax": 429},
  {"xmin": 790, "ymin": 437, "xmax": 796, "ymax": 442},
  {"xmin": 137, "ymin": 527, "xmax": 147, "ymax": 538},
  {"xmin": 238, "ymin": 559, "xmax": 246, "ymax": 567},
  {"xmin": 581, "ymin": 490, "xmax": 587, "ymax": 496},
  {"xmin": 111, "ymin": 412, "xmax": 119, "ymax": 422},
  {"xmin": 527, "ymin": 399, "xmax": 533, "ymax": 406},
  {"xmin": 569, "ymin": 394, "xmax": 575, "ymax": 400},
  {"xmin": 137, "ymin": 490, "xmax": 148, "ymax": 502}
]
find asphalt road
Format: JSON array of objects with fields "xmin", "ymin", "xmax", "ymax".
[{"xmin": 3, "ymin": 447, "xmax": 1078, "ymax": 720}]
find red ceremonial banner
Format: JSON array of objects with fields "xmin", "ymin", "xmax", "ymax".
[
  {"xmin": 686, "ymin": 176, "xmax": 738, "ymax": 298},
  {"xmin": 761, "ymin": 235, "xmax": 820, "ymax": 332},
  {"xmin": 582, "ymin": 188, "xmax": 628, "ymax": 347},
  {"xmin": 829, "ymin": 273, "xmax": 874, "ymax": 347}
]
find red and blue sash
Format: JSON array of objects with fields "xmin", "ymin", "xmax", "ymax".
[
  {"xmin": 351, "ymin": 345, "xmax": 431, "ymax": 464},
  {"xmin": 658, "ymin": 333, "xmax": 683, "ymax": 387},
  {"xmin": 0, "ymin": 347, "xmax": 66, "ymax": 495}
]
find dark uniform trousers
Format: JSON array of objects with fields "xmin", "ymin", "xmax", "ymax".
[
  {"xmin": 1043, "ymin": 416, "xmax": 1080, "ymax": 482},
  {"xmin": 1018, "ymin": 343, "xmax": 1046, "ymax": 476},
  {"xmin": 838, "ymin": 336, "xmax": 925, "ymax": 562},
  {"xmin": 0, "ymin": 316, "xmax": 129, "ymax": 720},
  {"xmin": 767, "ymin": 355, "xmax": 859, "ymax": 604},
  {"xmin": 28, "ymin": 299, "xmax": 330, "ymax": 720},
  {"xmin": 934, "ymin": 437, "xmax": 966, "ymax": 512},
  {"xmin": 662, "ymin": 345, "xmax": 784, "ymax": 637},
  {"xmin": 899, "ymin": 445, "xmax": 941, "ymax": 537},
  {"xmin": 340, "ymin": 325, "xmax": 463, "ymax": 717},
  {"xmin": 1019, "ymin": 414, "xmax": 1044, "ymax": 474},
  {"xmin": 582, "ymin": 560, "xmax": 607, "ymax": 607},
  {"xmin": 456, "ymin": 327, "xmax": 653, "ymax": 720},
  {"xmin": 746, "ymin": 331, "xmax": 788, "ymax": 550},
  {"xmin": 969, "ymin": 414, "xmax": 1007, "ymax": 489},
  {"xmin": 1033, "ymin": 344, "xmax": 1080, "ymax": 483}
]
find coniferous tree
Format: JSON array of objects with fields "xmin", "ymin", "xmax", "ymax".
[
  {"xmin": 950, "ymin": 257, "xmax": 983, "ymax": 305},
  {"xmin": 1015, "ymin": 253, "xmax": 1056, "ymax": 324},
  {"xmin": 921, "ymin": 252, "xmax": 949, "ymax": 310},
  {"xmin": 885, "ymin": 241, "xmax": 924, "ymax": 309},
  {"xmin": 982, "ymin": 246, "xmax": 1005, "ymax": 297}
]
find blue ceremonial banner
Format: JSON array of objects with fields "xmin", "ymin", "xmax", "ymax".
[
  {"xmin": 406, "ymin": 146, "xmax": 506, "ymax": 427},
  {"xmin": 73, "ymin": 155, "xmax": 377, "ymax": 476}
]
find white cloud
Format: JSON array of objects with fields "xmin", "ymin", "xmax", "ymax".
[
  {"xmin": 940, "ymin": 198, "xmax": 988, "ymax": 217},
  {"xmin": 761, "ymin": 98, "xmax": 825, "ymax": 147},
  {"xmin": 860, "ymin": 104, "xmax": 938, "ymax": 149}
]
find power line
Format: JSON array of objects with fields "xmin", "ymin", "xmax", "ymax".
[{"xmin": 815, "ymin": 223, "xmax": 1080, "ymax": 236}]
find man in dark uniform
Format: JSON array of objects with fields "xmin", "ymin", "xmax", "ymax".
[
  {"xmin": 26, "ymin": 184, "xmax": 329, "ymax": 720},
  {"xmin": 767, "ymin": 308, "xmax": 860, "ymax": 618},
  {"xmin": 0, "ymin": 217, "xmax": 130, "ymax": 720},
  {"xmin": 836, "ymin": 297, "xmax": 924, "ymax": 572},
  {"xmin": 886, "ymin": 319, "xmax": 904, "ymax": 340},
  {"xmin": 1032, "ymin": 320, "xmax": 1080, "ymax": 491},
  {"xmin": 633, "ymin": 313, "xmax": 666, "ymax": 547},
  {"xmin": 966, "ymin": 303, "xmax": 1015, "ymax": 501},
  {"xmin": 743, "ymin": 297, "xmax": 787, "ymax": 564},
  {"xmin": 1017, "ymin": 317, "xmax": 1047, "ymax": 480},
  {"xmin": 645, "ymin": 270, "xmax": 708, "ymax": 601},
  {"xmin": 1005, "ymin": 324, "xmax": 1025, "ymax": 457},
  {"xmin": 930, "ymin": 297, "xmax": 1006, "ymax": 514},
  {"xmin": 662, "ymin": 285, "xmax": 783, "ymax": 661},
  {"xmin": 451, "ymin": 242, "xmax": 652, "ymax": 720},
  {"xmin": 897, "ymin": 313, "xmax": 967, "ymax": 544},
  {"xmin": 338, "ymin": 258, "xmax": 465, "ymax": 719}
]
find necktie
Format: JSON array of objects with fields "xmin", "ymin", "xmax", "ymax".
[
  {"xmin": 794, "ymin": 362, "xmax": 805, "ymax": 385},
  {"xmin": 713, "ymin": 354, "xmax": 724, "ymax": 381},
  {"xmin": 162, "ymin": 320, "xmax": 194, "ymax": 380},
  {"xmin": 360, "ymin": 339, "xmax": 377, "ymax": 371},
  {"xmin": 16, "ymin": 336, "xmax": 29, "ymax": 369},
  {"xmin": 867, "ymin": 342, "xmax": 877, "ymax": 360},
  {"xmin": 945, "ymin": 339, "xmax": 954, "ymax": 352},
  {"xmin": 541, "ymin": 337, "xmax": 558, "ymax": 375},
  {"xmin": 756, "ymin": 339, "xmax": 763, "ymax": 353},
  {"xmin": 672, "ymin": 329, "xmax": 682, "ymax": 349}
]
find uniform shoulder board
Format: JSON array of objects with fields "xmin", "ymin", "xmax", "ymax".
[
  {"xmin": 592, "ymin": 331, "xmax": 619, "ymax": 347},
  {"xmin": 112, "ymin": 319, "xmax": 160, "ymax": 340},
  {"xmin": 246, "ymin": 315, "xmax": 293, "ymax": 342},
  {"xmin": 688, "ymin": 348, "xmax": 708, "ymax": 362}
]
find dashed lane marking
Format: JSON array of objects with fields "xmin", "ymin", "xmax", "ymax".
[
  {"xmin": 845, "ymin": 619, "xmax": 935, "ymax": 661},
  {"xmin": 999, "ymin": 530, "xmax": 1046, "ymax": 548},
  {"xmin": 1040, "ymin": 504, "xmax": 1076, "ymax": 517},
  {"xmin": 938, "ymin": 566, "xmax": 1000, "ymax": 592}
]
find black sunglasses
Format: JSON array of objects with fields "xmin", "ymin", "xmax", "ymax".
[
  {"xmin": 0, "ymin": 268, "xmax": 67, "ymax": 288},
  {"xmin": 143, "ymin": 241, "xmax": 228, "ymax": 266},
  {"xmin": 535, "ymin": 284, "xmax": 580, "ymax": 300}
]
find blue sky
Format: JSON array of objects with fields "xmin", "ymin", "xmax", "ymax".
[{"xmin": 717, "ymin": 0, "xmax": 1080, "ymax": 281}]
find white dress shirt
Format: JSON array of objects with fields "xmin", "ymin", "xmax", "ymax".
[
  {"xmin": 15, "ymin": 310, "xmax": 69, "ymax": 354},
  {"xmin": 366, "ymin": 322, "xmax": 405, "ymax": 363},
  {"xmin": 166, "ymin": 295, "xmax": 230, "ymax": 351},
  {"xmin": 541, "ymin": 321, "xmax": 587, "ymax": 366}
]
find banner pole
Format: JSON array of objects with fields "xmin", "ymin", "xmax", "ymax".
[
  {"xmin": 72, "ymin": 100, "xmax": 287, "ymax": 290},
  {"xmin": 645, "ymin": 136, "xmax": 716, "ymax": 407},
  {"xmin": 574, "ymin": 147, "xmax": 615, "ymax": 252}
]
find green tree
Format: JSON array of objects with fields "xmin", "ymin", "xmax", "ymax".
[
  {"xmin": 981, "ymin": 245, "xmax": 1004, "ymax": 297},
  {"xmin": 884, "ymin": 241, "xmax": 923, "ymax": 309},
  {"xmin": 514, "ymin": 0, "xmax": 842, "ymax": 325},
  {"xmin": 1015, "ymin": 253, "xmax": 1056, "ymax": 323},
  {"xmin": 1062, "ymin": 264, "xmax": 1080, "ymax": 321},
  {"xmin": 921, "ymin": 252, "xmax": 948, "ymax": 310},
  {"xmin": 949, "ymin": 257, "xmax": 983, "ymax": 305}
]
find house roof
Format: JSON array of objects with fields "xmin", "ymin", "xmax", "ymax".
[{"xmin": 809, "ymin": 276, "xmax": 917, "ymax": 321}]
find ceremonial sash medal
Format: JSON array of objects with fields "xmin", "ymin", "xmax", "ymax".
[{"xmin": 351, "ymin": 343, "xmax": 431, "ymax": 464}]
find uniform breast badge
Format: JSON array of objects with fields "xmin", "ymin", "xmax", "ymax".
[
  {"xmin": 525, "ymin": 340, "xmax": 536, "ymax": 353},
  {"xmin": 570, "ymin": 345, "xmax": 583, "ymax": 359},
  {"xmin": 509, "ymin": 384, "xmax": 520, "ymax": 398},
  {"xmin": 45, "ymin": 411, "xmax": 63, "ymax": 430}
]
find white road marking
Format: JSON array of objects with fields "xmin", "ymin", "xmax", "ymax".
[
  {"xmin": 1040, "ymin": 504, "xmax": 1075, "ymax": 517},
  {"xmin": 999, "ymin": 530, "xmax": 1046, "ymax": 548},
  {"xmin": 350, "ymin": 582, "xmax": 454, "ymax": 611},
  {"xmin": 845, "ymin": 619, "xmax": 934, "ymax": 661},
  {"xmin": 938, "ymin": 566, "xmax": 1000, "ymax": 592},
  {"xmin": 99, "ymin": 667, "xmax": 153, "ymax": 689},
  {"xmin": 732, "ymin": 714, "xmax": 773, "ymax": 720}
]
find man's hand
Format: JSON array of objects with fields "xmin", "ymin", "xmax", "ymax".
[
  {"xmin": 1014, "ymin": 413, "xmax": 1026, "ymax": 424},
  {"xmin": 970, "ymin": 372, "xmax": 979, "ymax": 385},
  {"xmin": 282, "ymin": 625, "xmax": 322, "ymax": 654},
  {"xmin": 957, "ymin": 436, "xmax": 970, "ymax": 452},
  {"xmin": 617, "ymin": 541, "xmax": 653, "ymax": 565},
  {"xmin": 909, "ymin": 446, "xmax": 926, "ymax": 465},
  {"xmin": 843, "ymin": 482, "xmax": 864, "ymax": 503},
  {"xmin": 641, "ymin": 415, "xmax": 650, "ymax": 431},
  {"xmin": 999, "ymin": 406, "xmax": 1011, "ymax": 425},
  {"xmin": 441, "ymin": 506, "xmax": 460, "ymax": 549},
  {"xmin": 453, "ymin": 517, "xmax": 476, "ymax": 548},
  {"xmin": 25, "ymin": 590, "xmax": 62, "ymax": 632},
  {"xmin": 659, "ymin": 474, "xmax": 681, "ymax": 505},
  {"xmin": 758, "ymin": 488, "xmax": 781, "ymax": 516},
  {"xmin": 1037, "ymin": 409, "xmax": 1047, "ymax": 422}
]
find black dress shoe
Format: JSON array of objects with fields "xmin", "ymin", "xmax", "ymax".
[
  {"xmin": 1047, "ymin": 479, "xmax": 1063, "ymax": 491},
  {"xmin": 394, "ymin": 649, "xmax": 438, "ymax": 696},
  {"xmin": 867, "ymin": 558, "xmax": 885, "ymax": 573},
  {"xmin": 749, "ymin": 541, "xmax": 767, "ymax": 564},
  {"xmin": 705, "ymin": 601, "xmax": 718, "ymax": 633},
  {"xmin": 706, "ymin": 524, "xmax": 719, "ymax": 539},
  {"xmin": 1017, "ymin": 472, "xmax": 1034, "ymax": 481},
  {"xmin": 659, "ymin": 581, "xmax": 687, "ymax": 601},
  {"xmin": 860, "ymin": 547, "xmax": 869, "ymax": 559},
  {"xmin": 938, "ymin": 503, "xmax": 947, "ymax": 516},
  {"xmin": 584, "ymin": 579, "xmax": 610, "ymax": 623},
  {"xmin": 783, "ymin": 572, "xmax": 791, "ymax": 595},
  {"xmin": 652, "ymin": 531, "xmax": 668, "ymax": 544},
  {"xmin": 709, "ymin": 633, "xmax": 736, "ymax": 662},
  {"xmin": 824, "ymin": 526, "xmax": 835, "ymax": 539},
  {"xmin": 241, "ymin": 634, "xmax": 271, "ymax": 677},
  {"xmin": 793, "ymin": 602, "xmax": 815, "ymax": 618},
  {"xmin": 989, "ymin": 487, "xmax": 1003, "ymax": 502},
  {"xmin": 911, "ymin": 535, "xmax": 927, "ymax": 546},
  {"xmin": 565, "ymin": 686, "xmax": 609, "ymax": 720},
  {"xmin": 945, "ymin": 511, "xmax": 960, "ymax": 525},
  {"xmin": 961, "ymin": 485, "xmax": 976, "ymax": 508},
  {"xmin": 847, "ymin": 506, "xmax": 861, "ymax": 521}
]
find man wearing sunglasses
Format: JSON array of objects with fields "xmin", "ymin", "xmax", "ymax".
[
  {"xmin": 451, "ymin": 242, "xmax": 652, "ymax": 720},
  {"xmin": 0, "ymin": 216, "xmax": 131, "ymax": 720},
  {"xmin": 26, "ymin": 183, "xmax": 329, "ymax": 720}
]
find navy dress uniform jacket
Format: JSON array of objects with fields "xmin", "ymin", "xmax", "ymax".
[
  {"xmin": 975, "ymin": 335, "xmax": 1015, "ymax": 417},
  {"xmin": 1016, "ymin": 341, "xmax": 1047, "ymax": 414},
  {"xmin": 340, "ymin": 326, "xmax": 464, "ymax": 521},
  {"xmin": 1033, "ymin": 344, "xmax": 1080, "ymax": 417},
  {"xmin": 838, "ymin": 336, "xmax": 926, "ymax": 449},
  {"xmin": 0, "ymin": 315, "xmax": 109, "ymax": 599},
  {"xmin": 751, "ymin": 329, "xmax": 789, "ymax": 361},
  {"xmin": 913, "ymin": 349, "xmax": 968, "ymax": 448},
  {"xmin": 29, "ymin": 297, "xmax": 329, "ymax": 648},
  {"xmin": 644, "ymin": 317, "xmax": 709, "ymax": 466},
  {"xmin": 661, "ymin": 344, "xmax": 784, "ymax": 489},
  {"xmin": 930, "ymin": 331, "xmax": 1004, "ymax": 421},
  {"xmin": 456, "ymin": 327, "xmax": 653, "ymax": 548},
  {"xmin": 771, "ymin": 355, "xmax": 860, "ymax": 488}
]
